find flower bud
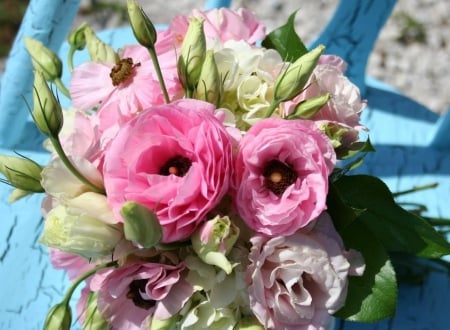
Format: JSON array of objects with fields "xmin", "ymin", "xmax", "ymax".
[
  {"xmin": 84, "ymin": 25, "xmax": 119, "ymax": 64},
  {"xmin": 191, "ymin": 215, "xmax": 240, "ymax": 274},
  {"xmin": 32, "ymin": 70, "xmax": 64, "ymax": 138},
  {"xmin": 194, "ymin": 50, "xmax": 223, "ymax": 106},
  {"xmin": 150, "ymin": 314, "xmax": 180, "ymax": 330},
  {"xmin": 236, "ymin": 316, "xmax": 264, "ymax": 330},
  {"xmin": 177, "ymin": 18, "xmax": 206, "ymax": 90},
  {"xmin": 81, "ymin": 291, "xmax": 109, "ymax": 330},
  {"xmin": 274, "ymin": 44, "xmax": 325, "ymax": 102},
  {"xmin": 8, "ymin": 188, "xmax": 32, "ymax": 203},
  {"xmin": 287, "ymin": 93, "xmax": 331, "ymax": 119},
  {"xmin": 43, "ymin": 302, "xmax": 72, "ymax": 330},
  {"xmin": 0, "ymin": 154, "xmax": 43, "ymax": 193},
  {"xmin": 68, "ymin": 22, "xmax": 88, "ymax": 51},
  {"xmin": 24, "ymin": 37, "xmax": 62, "ymax": 82},
  {"xmin": 127, "ymin": 0, "xmax": 157, "ymax": 48},
  {"xmin": 40, "ymin": 205, "xmax": 123, "ymax": 259},
  {"xmin": 120, "ymin": 201, "xmax": 162, "ymax": 248}
]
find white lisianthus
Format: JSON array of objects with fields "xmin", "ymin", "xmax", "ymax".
[
  {"xmin": 40, "ymin": 204, "xmax": 123, "ymax": 259},
  {"xmin": 67, "ymin": 192, "xmax": 118, "ymax": 224},
  {"xmin": 41, "ymin": 156, "xmax": 103, "ymax": 201}
]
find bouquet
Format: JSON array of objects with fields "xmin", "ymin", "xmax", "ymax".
[{"xmin": 1, "ymin": 1, "xmax": 450, "ymax": 329}]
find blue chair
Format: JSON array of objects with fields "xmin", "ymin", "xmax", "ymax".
[{"xmin": 1, "ymin": 0, "xmax": 449, "ymax": 329}]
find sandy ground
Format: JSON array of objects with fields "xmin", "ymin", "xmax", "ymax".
[{"xmin": 2, "ymin": 0, "xmax": 449, "ymax": 114}]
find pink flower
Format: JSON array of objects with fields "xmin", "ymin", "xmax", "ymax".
[
  {"xmin": 103, "ymin": 99, "xmax": 233, "ymax": 243},
  {"xmin": 94, "ymin": 262, "xmax": 193, "ymax": 330},
  {"xmin": 49, "ymin": 249, "xmax": 95, "ymax": 280},
  {"xmin": 247, "ymin": 212, "xmax": 365, "ymax": 330},
  {"xmin": 282, "ymin": 55, "xmax": 366, "ymax": 148},
  {"xmin": 168, "ymin": 8, "xmax": 266, "ymax": 45},
  {"xmin": 70, "ymin": 44, "xmax": 183, "ymax": 135},
  {"xmin": 233, "ymin": 118, "xmax": 336, "ymax": 237}
]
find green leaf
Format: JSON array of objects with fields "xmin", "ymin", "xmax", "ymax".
[
  {"xmin": 335, "ymin": 220, "xmax": 397, "ymax": 321},
  {"xmin": 334, "ymin": 175, "xmax": 450, "ymax": 258},
  {"xmin": 326, "ymin": 182, "xmax": 364, "ymax": 231},
  {"xmin": 261, "ymin": 10, "xmax": 308, "ymax": 62},
  {"xmin": 120, "ymin": 201, "xmax": 162, "ymax": 248}
]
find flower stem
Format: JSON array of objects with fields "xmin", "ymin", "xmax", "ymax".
[
  {"xmin": 61, "ymin": 260, "xmax": 118, "ymax": 305},
  {"xmin": 49, "ymin": 136, "xmax": 105, "ymax": 194},
  {"xmin": 264, "ymin": 99, "xmax": 281, "ymax": 118},
  {"xmin": 54, "ymin": 77, "xmax": 71, "ymax": 99},
  {"xmin": 68, "ymin": 46, "xmax": 76, "ymax": 72},
  {"xmin": 392, "ymin": 182, "xmax": 439, "ymax": 197},
  {"xmin": 147, "ymin": 46, "xmax": 170, "ymax": 104}
]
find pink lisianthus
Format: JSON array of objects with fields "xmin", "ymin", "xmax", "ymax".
[
  {"xmin": 282, "ymin": 55, "xmax": 367, "ymax": 148},
  {"xmin": 103, "ymin": 99, "xmax": 233, "ymax": 243},
  {"xmin": 233, "ymin": 118, "xmax": 336, "ymax": 237},
  {"xmin": 247, "ymin": 212, "xmax": 365, "ymax": 330},
  {"xmin": 92, "ymin": 261, "xmax": 193, "ymax": 330},
  {"xmin": 49, "ymin": 249, "xmax": 95, "ymax": 280},
  {"xmin": 168, "ymin": 7, "xmax": 266, "ymax": 46}
]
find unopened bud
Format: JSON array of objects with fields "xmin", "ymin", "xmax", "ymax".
[
  {"xmin": 0, "ymin": 154, "xmax": 43, "ymax": 193},
  {"xmin": 274, "ymin": 44, "xmax": 325, "ymax": 102},
  {"xmin": 68, "ymin": 22, "xmax": 88, "ymax": 51},
  {"xmin": 84, "ymin": 25, "xmax": 119, "ymax": 64},
  {"xmin": 81, "ymin": 291, "xmax": 109, "ymax": 329},
  {"xmin": 32, "ymin": 71, "xmax": 64, "ymax": 138},
  {"xmin": 120, "ymin": 201, "xmax": 162, "ymax": 248},
  {"xmin": 236, "ymin": 316, "xmax": 264, "ymax": 330},
  {"xmin": 24, "ymin": 37, "xmax": 62, "ymax": 82},
  {"xmin": 287, "ymin": 93, "xmax": 330, "ymax": 119},
  {"xmin": 191, "ymin": 215, "xmax": 240, "ymax": 274},
  {"xmin": 127, "ymin": 0, "xmax": 157, "ymax": 48},
  {"xmin": 194, "ymin": 50, "xmax": 223, "ymax": 106},
  {"xmin": 43, "ymin": 302, "xmax": 72, "ymax": 330},
  {"xmin": 177, "ymin": 18, "xmax": 206, "ymax": 90}
]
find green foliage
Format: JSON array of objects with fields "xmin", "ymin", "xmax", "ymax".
[{"xmin": 261, "ymin": 11, "xmax": 308, "ymax": 62}]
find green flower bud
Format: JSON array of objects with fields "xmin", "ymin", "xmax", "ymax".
[
  {"xmin": 177, "ymin": 18, "xmax": 206, "ymax": 91},
  {"xmin": 0, "ymin": 154, "xmax": 44, "ymax": 193},
  {"xmin": 274, "ymin": 44, "xmax": 325, "ymax": 102},
  {"xmin": 32, "ymin": 70, "xmax": 64, "ymax": 138},
  {"xmin": 82, "ymin": 291, "xmax": 109, "ymax": 330},
  {"xmin": 120, "ymin": 201, "xmax": 162, "ymax": 248},
  {"xmin": 191, "ymin": 215, "xmax": 240, "ymax": 274},
  {"xmin": 84, "ymin": 25, "xmax": 119, "ymax": 64},
  {"xmin": 236, "ymin": 316, "xmax": 264, "ymax": 330},
  {"xmin": 43, "ymin": 302, "xmax": 72, "ymax": 330},
  {"xmin": 8, "ymin": 188, "xmax": 32, "ymax": 203},
  {"xmin": 287, "ymin": 93, "xmax": 331, "ymax": 119},
  {"xmin": 40, "ymin": 205, "xmax": 123, "ymax": 259},
  {"xmin": 24, "ymin": 37, "xmax": 62, "ymax": 82},
  {"xmin": 127, "ymin": 0, "xmax": 157, "ymax": 48},
  {"xmin": 194, "ymin": 50, "xmax": 223, "ymax": 106},
  {"xmin": 68, "ymin": 22, "xmax": 88, "ymax": 51},
  {"xmin": 150, "ymin": 315, "xmax": 180, "ymax": 330}
]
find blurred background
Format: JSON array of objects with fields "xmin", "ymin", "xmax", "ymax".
[{"xmin": 1, "ymin": 0, "xmax": 449, "ymax": 113}]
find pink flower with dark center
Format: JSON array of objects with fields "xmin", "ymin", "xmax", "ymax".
[
  {"xmin": 94, "ymin": 262, "xmax": 192, "ymax": 330},
  {"xmin": 247, "ymin": 212, "xmax": 365, "ymax": 330},
  {"xmin": 103, "ymin": 99, "xmax": 233, "ymax": 243},
  {"xmin": 233, "ymin": 118, "xmax": 335, "ymax": 237}
]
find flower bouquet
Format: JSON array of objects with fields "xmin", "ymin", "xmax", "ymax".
[{"xmin": 1, "ymin": 1, "xmax": 450, "ymax": 329}]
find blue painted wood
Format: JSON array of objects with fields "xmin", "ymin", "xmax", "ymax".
[{"xmin": 1, "ymin": 1, "xmax": 449, "ymax": 329}]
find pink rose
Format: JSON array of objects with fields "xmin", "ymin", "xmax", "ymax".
[
  {"xmin": 103, "ymin": 99, "xmax": 233, "ymax": 243},
  {"xmin": 93, "ymin": 262, "xmax": 193, "ymax": 330},
  {"xmin": 233, "ymin": 118, "xmax": 336, "ymax": 237},
  {"xmin": 247, "ymin": 212, "xmax": 365, "ymax": 330},
  {"xmin": 168, "ymin": 8, "xmax": 266, "ymax": 45}
]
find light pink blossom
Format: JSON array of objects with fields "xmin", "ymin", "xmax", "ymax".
[
  {"xmin": 103, "ymin": 99, "xmax": 233, "ymax": 243},
  {"xmin": 282, "ymin": 55, "xmax": 366, "ymax": 147},
  {"xmin": 233, "ymin": 118, "xmax": 336, "ymax": 237},
  {"xmin": 247, "ymin": 212, "xmax": 365, "ymax": 330},
  {"xmin": 168, "ymin": 8, "xmax": 266, "ymax": 46},
  {"xmin": 94, "ymin": 262, "xmax": 193, "ymax": 330}
]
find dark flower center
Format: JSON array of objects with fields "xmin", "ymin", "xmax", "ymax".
[
  {"xmin": 159, "ymin": 155, "xmax": 192, "ymax": 177},
  {"xmin": 263, "ymin": 159, "xmax": 298, "ymax": 196},
  {"xmin": 109, "ymin": 57, "xmax": 140, "ymax": 86},
  {"xmin": 126, "ymin": 279, "xmax": 155, "ymax": 310}
]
